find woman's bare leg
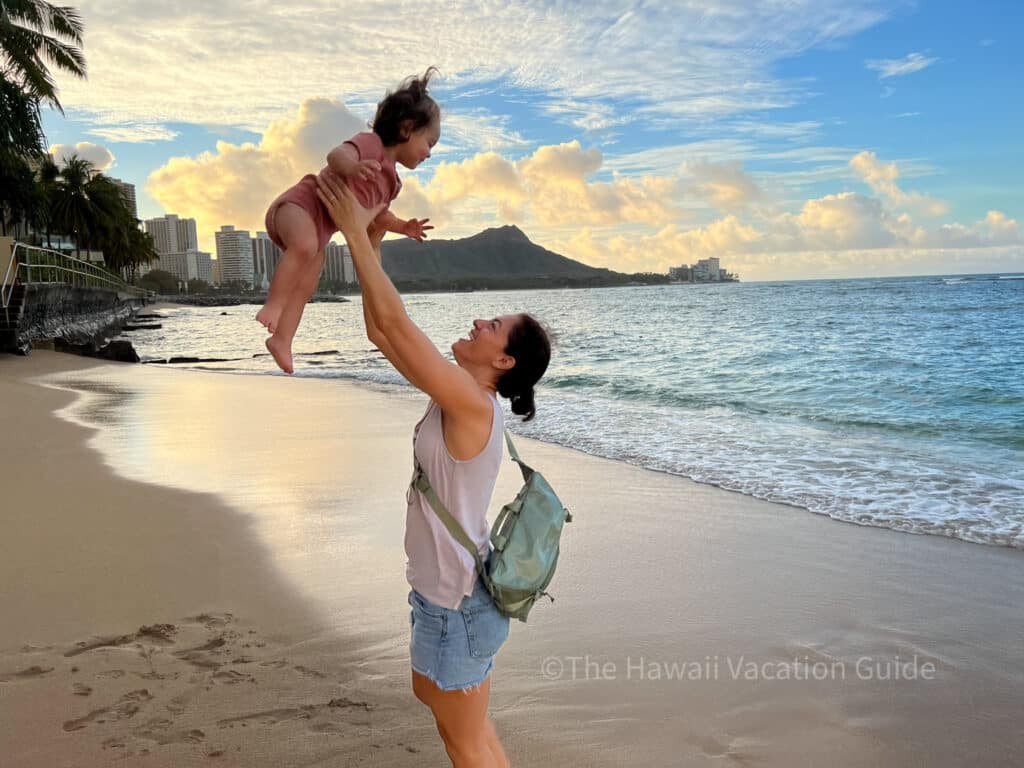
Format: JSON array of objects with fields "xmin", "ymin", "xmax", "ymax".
[
  {"xmin": 265, "ymin": 247, "xmax": 324, "ymax": 374},
  {"xmin": 256, "ymin": 203, "xmax": 319, "ymax": 334},
  {"xmin": 412, "ymin": 670, "xmax": 509, "ymax": 767}
]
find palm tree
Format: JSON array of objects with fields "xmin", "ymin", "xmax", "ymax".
[
  {"xmin": 35, "ymin": 151, "xmax": 58, "ymax": 245},
  {"xmin": 48, "ymin": 153, "xmax": 93, "ymax": 257},
  {"xmin": 1, "ymin": 1, "xmax": 85, "ymax": 235},
  {"xmin": 44, "ymin": 156, "xmax": 156, "ymax": 277},
  {"xmin": 0, "ymin": 0, "xmax": 85, "ymax": 113},
  {"xmin": 0, "ymin": 75, "xmax": 44, "ymax": 158}
]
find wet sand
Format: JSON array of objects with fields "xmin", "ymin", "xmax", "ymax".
[{"xmin": 2, "ymin": 351, "xmax": 1022, "ymax": 766}]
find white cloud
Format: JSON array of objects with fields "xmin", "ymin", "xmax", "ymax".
[
  {"xmin": 144, "ymin": 95, "xmax": 1021, "ymax": 282},
  {"xmin": 681, "ymin": 159, "xmax": 763, "ymax": 212},
  {"xmin": 849, "ymin": 151, "xmax": 948, "ymax": 216},
  {"xmin": 865, "ymin": 52, "xmax": 938, "ymax": 79},
  {"xmin": 63, "ymin": 1, "xmax": 891, "ymax": 136},
  {"xmin": 87, "ymin": 124, "xmax": 179, "ymax": 143},
  {"xmin": 49, "ymin": 141, "xmax": 115, "ymax": 171},
  {"xmin": 440, "ymin": 109, "xmax": 531, "ymax": 154}
]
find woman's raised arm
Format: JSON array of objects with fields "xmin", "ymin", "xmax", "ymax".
[{"xmin": 315, "ymin": 174, "xmax": 489, "ymax": 417}]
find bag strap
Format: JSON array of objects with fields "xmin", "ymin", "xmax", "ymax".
[
  {"xmin": 503, "ymin": 428, "xmax": 534, "ymax": 482},
  {"xmin": 410, "ymin": 431, "xmax": 535, "ymax": 580},
  {"xmin": 412, "ymin": 462, "xmax": 490, "ymax": 579}
]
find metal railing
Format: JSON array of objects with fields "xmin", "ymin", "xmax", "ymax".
[{"xmin": 2, "ymin": 242, "xmax": 152, "ymax": 309}]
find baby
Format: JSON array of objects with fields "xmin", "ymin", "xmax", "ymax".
[{"xmin": 257, "ymin": 69, "xmax": 438, "ymax": 373}]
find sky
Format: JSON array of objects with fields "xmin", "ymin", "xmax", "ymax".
[{"xmin": 40, "ymin": 0, "xmax": 1024, "ymax": 281}]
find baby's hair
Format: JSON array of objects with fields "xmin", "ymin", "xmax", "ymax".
[{"xmin": 372, "ymin": 67, "xmax": 440, "ymax": 147}]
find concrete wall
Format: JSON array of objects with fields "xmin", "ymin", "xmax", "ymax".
[
  {"xmin": 16, "ymin": 284, "xmax": 146, "ymax": 348},
  {"xmin": 0, "ymin": 237, "xmax": 14, "ymax": 287}
]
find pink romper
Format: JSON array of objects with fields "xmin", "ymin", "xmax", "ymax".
[{"xmin": 264, "ymin": 131, "xmax": 402, "ymax": 251}]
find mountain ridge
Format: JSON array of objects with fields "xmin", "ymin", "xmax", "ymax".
[{"xmin": 379, "ymin": 225, "xmax": 621, "ymax": 282}]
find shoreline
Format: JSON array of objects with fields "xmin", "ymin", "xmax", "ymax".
[{"xmin": 2, "ymin": 352, "xmax": 1023, "ymax": 765}]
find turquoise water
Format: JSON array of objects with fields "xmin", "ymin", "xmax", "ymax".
[{"xmin": 123, "ymin": 273, "xmax": 1024, "ymax": 548}]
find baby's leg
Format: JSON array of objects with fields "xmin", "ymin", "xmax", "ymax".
[
  {"xmin": 266, "ymin": 247, "xmax": 325, "ymax": 374},
  {"xmin": 256, "ymin": 203, "xmax": 319, "ymax": 333}
]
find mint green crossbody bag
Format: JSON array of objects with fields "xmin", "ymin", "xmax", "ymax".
[{"xmin": 411, "ymin": 429, "xmax": 572, "ymax": 622}]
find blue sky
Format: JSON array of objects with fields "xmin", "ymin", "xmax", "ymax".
[{"xmin": 42, "ymin": 0, "xmax": 1023, "ymax": 280}]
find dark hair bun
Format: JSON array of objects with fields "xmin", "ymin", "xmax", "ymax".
[{"xmin": 510, "ymin": 387, "xmax": 536, "ymax": 422}]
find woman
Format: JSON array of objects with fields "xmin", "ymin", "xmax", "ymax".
[{"xmin": 316, "ymin": 170, "xmax": 551, "ymax": 767}]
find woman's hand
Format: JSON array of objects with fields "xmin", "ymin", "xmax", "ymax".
[{"xmin": 316, "ymin": 170, "xmax": 385, "ymax": 236}]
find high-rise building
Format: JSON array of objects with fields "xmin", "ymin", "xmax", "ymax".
[
  {"xmin": 251, "ymin": 231, "xmax": 282, "ymax": 291},
  {"xmin": 323, "ymin": 241, "xmax": 349, "ymax": 284},
  {"xmin": 692, "ymin": 257, "xmax": 721, "ymax": 282},
  {"xmin": 215, "ymin": 225, "xmax": 254, "ymax": 287},
  {"xmin": 107, "ymin": 177, "xmax": 138, "ymax": 220},
  {"xmin": 144, "ymin": 214, "xmax": 199, "ymax": 254},
  {"xmin": 154, "ymin": 250, "xmax": 213, "ymax": 284},
  {"xmin": 343, "ymin": 249, "xmax": 356, "ymax": 284},
  {"xmin": 144, "ymin": 214, "xmax": 209, "ymax": 283}
]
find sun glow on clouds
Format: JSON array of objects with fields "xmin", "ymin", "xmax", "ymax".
[
  {"xmin": 38, "ymin": 1, "xmax": 1000, "ymax": 280},
  {"xmin": 146, "ymin": 96, "xmax": 1022, "ymax": 280},
  {"xmin": 49, "ymin": 141, "xmax": 115, "ymax": 171}
]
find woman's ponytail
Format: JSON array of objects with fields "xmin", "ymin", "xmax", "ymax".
[{"xmin": 497, "ymin": 315, "xmax": 550, "ymax": 422}]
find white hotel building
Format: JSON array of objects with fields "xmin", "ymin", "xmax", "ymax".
[
  {"xmin": 142, "ymin": 214, "xmax": 212, "ymax": 284},
  {"xmin": 215, "ymin": 225, "xmax": 255, "ymax": 287}
]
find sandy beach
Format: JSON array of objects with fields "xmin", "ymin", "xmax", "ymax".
[{"xmin": 2, "ymin": 351, "xmax": 1023, "ymax": 766}]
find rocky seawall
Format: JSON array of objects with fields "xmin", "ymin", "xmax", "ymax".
[{"xmin": 5, "ymin": 284, "xmax": 147, "ymax": 359}]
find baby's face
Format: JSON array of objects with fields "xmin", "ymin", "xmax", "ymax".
[{"xmin": 397, "ymin": 119, "xmax": 440, "ymax": 170}]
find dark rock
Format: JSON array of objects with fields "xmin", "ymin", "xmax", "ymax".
[
  {"xmin": 96, "ymin": 340, "xmax": 140, "ymax": 363},
  {"xmin": 54, "ymin": 337, "xmax": 98, "ymax": 356},
  {"xmin": 220, "ymin": 312, "xmax": 229, "ymax": 316},
  {"xmin": 133, "ymin": 313, "xmax": 165, "ymax": 320},
  {"xmin": 165, "ymin": 356, "xmax": 234, "ymax": 364},
  {"xmin": 123, "ymin": 324, "xmax": 162, "ymax": 331}
]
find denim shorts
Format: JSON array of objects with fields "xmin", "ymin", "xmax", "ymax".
[{"xmin": 408, "ymin": 574, "xmax": 511, "ymax": 692}]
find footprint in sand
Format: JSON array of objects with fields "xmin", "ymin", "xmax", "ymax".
[
  {"xmin": 0, "ymin": 665, "xmax": 54, "ymax": 682},
  {"xmin": 327, "ymin": 697, "xmax": 374, "ymax": 712},
  {"xmin": 65, "ymin": 624, "xmax": 177, "ymax": 658},
  {"xmin": 166, "ymin": 685, "xmax": 205, "ymax": 716},
  {"xmin": 173, "ymin": 636, "xmax": 229, "ymax": 670},
  {"xmin": 133, "ymin": 717, "xmax": 206, "ymax": 745},
  {"xmin": 212, "ymin": 669, "xmax": 255, "ymax": 685},
  {"xmin": 216, "ymin": 706, "xmax": 317, "ymax": 729},
  {"xmin": 187, "ymin": 612, "xmax": 234, "ymax": 629},
  {"xmin": 63, "ymin": 689, "xmax": 154, "ymax": 732}
]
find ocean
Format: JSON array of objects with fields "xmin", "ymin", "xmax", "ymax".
[{"xmin": 120, "ymin": 273, "xmax": 1024, "ymax": 549}]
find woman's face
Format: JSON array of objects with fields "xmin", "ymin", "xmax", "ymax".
[{"xmin": 452, "ymin": 314, "xmax": 521, "ymax": 369}]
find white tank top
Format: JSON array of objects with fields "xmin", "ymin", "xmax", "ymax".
[{"xmin": 405, "ymin": 396, "xmax": 504, "ymax": 609}]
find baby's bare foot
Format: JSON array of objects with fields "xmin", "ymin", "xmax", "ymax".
[
  {"xmin": 256, "ymin": 305, "xmax": 282, "ymax": 334},
  {"xmin": 265, "ymin": 335, "xmax": 293, "ymax": 374}
]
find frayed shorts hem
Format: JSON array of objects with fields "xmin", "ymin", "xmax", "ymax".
[{"xmin": 411, "ymin": 663, "xmax": 491, "ymax": 694}]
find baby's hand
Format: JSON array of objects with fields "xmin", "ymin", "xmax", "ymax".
[
  {"xmin": 354, "ymin": 159, "xmax": 382, "ymax": 181},
  {"xmin": 401, "ymin": 217, "xmax": 433, "ymax": 242}
]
